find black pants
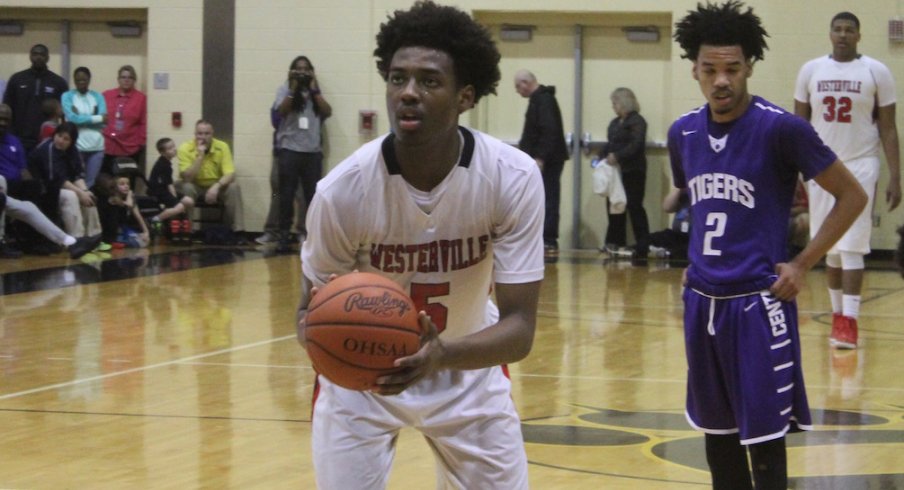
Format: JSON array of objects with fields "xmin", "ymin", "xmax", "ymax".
[
  {"xmin": 606, "ymin": 169, "xmax": 649, "ymax": 247},
  {"xmin": 277, "ymin": 149, "xmax": 322, "ymax": 236},
  {"xmin": 542, "ymin": 159, "xmax": 565, "ymax": 248}
]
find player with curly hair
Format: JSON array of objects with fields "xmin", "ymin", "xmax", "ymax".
[
  {"xmin": 297, "ymin": 2, "xmax": 543, "ymax": 488},
  {"xmin": 670, "ymin": 2, "xmax": 866, "ymax": 488}
]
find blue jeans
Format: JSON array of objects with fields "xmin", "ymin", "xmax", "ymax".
[{"xmin": 81, "ymin": 151, "xmax": 105, "ymax": 188}]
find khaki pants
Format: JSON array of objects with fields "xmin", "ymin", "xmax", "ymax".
[{"xmin": 178, "ymin": 181, "xmax": 245, "ymax": 232}]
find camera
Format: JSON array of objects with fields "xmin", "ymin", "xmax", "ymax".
[{"xmin": 298, "ymin": 74, "xmax": 312, "ymax": 88}]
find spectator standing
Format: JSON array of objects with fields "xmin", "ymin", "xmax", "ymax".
[
  {"xmin": 2, "ymin": 44, "xmax": 69, "ymax": 153},
  {"xmin": 177, "ymin": 120, "xmax": 245, "ymax": 235},
  {"xmin": 671, "ymin": 2, "xmax": 866, "ymax": 488},
  {"xmin": 515, "ymin": 69, "xmax": 569, "ymax": 255},
  {"xmin": 599, "ymin": 87, "xmax": 650, "ymax": 254},
  {"xmin": 62, "ymin": 67, "xmax": 108, "ymax": 188},
  {"xmin": 102, "ymin": 65, "xmax": 147, "ymax": 173},
  {"xmin": 272, "ymin": 55, "xmax": 331, "ymax": 253},
  {"xmin": 794, "ymin": 11, "xmax": 902, "ymax": 349}
]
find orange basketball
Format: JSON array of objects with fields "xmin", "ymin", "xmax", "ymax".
[{"xmin": 304, "ymin": 272, "xmax": 422, "ymax": 391}]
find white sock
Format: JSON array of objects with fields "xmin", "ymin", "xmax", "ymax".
[
  {"xmin": 829, "ymin": 288, "xmax": 843, "ymax": 314},
  {"xmin": 842, "ymin": 295, "xmax": 861, "ymax": 319},
  {"xmin": 62, "ymin": 235, "xmax": 77, "ymax": 247}
]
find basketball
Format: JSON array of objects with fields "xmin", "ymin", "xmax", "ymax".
[{"xmin": 304, "ymin": 272, "xmax": 422, "ymax": 391}]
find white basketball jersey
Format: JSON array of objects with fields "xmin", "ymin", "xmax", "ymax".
[
  {"xmin": 301, "ymin": 127, "xmax": 545, "ymax": 340},
  {"xmin": 794, "ymin": 54, "xmax": 897, "ymax": 162}
]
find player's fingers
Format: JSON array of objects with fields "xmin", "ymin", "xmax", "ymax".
[{"xmin": 418, "ymin": 312, "xmax": 436, "ymax": 342}]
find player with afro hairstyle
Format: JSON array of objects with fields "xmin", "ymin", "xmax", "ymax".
[
  {"xmin": 298, "ymin": 1, "xmax": 544, "ymax": 488},
  {"xmin": 374, "ymin": 0, "xmax": 500, "ymax": 105},
  {"xmin": 674, "ymin": 0, "xmax": 769, "ymax": 62}
]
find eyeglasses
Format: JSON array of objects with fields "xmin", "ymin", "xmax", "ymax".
[{"xmin": 119, "ymin": 75, "xmax": 135, "ymax": 80}]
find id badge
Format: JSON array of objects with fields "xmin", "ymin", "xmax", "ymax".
[{"xmin": 298, "ymin": 116, "xmax": 309, "ymax": 130}]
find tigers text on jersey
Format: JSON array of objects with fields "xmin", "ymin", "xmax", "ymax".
[
  {"xmin": 794, "ymin": 54, "xmax": 897, "ymax": 162},
  {"xmin": 301, "ymin": 126, "xmax": 545, "ymax": 340},
  {"xmin": 668, "ymin": 96, "xmax": 837, "ymax": 296}
]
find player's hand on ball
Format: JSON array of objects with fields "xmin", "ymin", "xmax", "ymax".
[
  {"xmin": 372, "ymin": 312, "xmax": 445, "ymax": 396},
  {"xmin": 296, "ymin": 273, "xmax": 340, "ymax": 347}
]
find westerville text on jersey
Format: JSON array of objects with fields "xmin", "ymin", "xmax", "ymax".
[
  {"xmin": 370, "ymin": 235, "xmax": 491, "ymax": 273},
  {"xmin": 817, "ymin": 80, "xmax": 862, "ymax": 94}
]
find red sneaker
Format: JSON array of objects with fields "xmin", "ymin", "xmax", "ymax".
[
  {"xmin": 169, "ymin": 219, "xmax": 182, "ymax": 242},
  {"xmin": 831, "ymin": 315, "xmax": 858, "ymax": 349},
  {"xmin": 829, "ymin": 312, "xmax": 843, "ymax": 346},
  {"xmin": 181, "ymin": 219, "xmax": 192, "ymax": 245}
]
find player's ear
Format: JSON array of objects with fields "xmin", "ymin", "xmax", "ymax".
[
  {"xmin": 457, "ymin": 85, "xmax": 476, "ymax": 114},
  {"xmin": 691, "ymin": 62, "xmax": 699, "ymax": 81},
  {"xmin": 745, "ymin": 60, "xmax": 754, "ymax": 78}
]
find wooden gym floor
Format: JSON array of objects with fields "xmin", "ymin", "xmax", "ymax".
[{"xmin": 1, "ymin": 245, "xmax": 903, "ymax": 489}]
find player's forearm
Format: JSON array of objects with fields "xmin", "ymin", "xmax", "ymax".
[
  {"xmin": 880, "ymin": 130, "xmax": 901, "ymax": 181},
  {"xmin": 439, "ymin": 314, "xmax": 536, "ymax": 370}
]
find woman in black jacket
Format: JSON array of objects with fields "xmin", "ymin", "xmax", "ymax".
[{"xmin": 599, "ymin": 87, "xmax": 650, "ymax": 252}]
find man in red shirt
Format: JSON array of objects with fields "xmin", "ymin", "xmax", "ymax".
[{"xmin": 102, "ymin": 64, "xmax": 147, "ymax": 174}]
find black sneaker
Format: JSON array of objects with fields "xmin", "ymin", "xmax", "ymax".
[
  {"xmin": 68, "ymin": 234, "xmax": 103, "ymax": 259},
  {"xmin": 275, "ymin": 239, "xmax": 292, "ymax": 254},
  {"xmin": 0, "ymin": 241, "xmax": 23, "ymax": 259}
]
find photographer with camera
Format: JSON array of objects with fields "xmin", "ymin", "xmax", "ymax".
[{"xmin": 271, "ymin": 55, "xmax": 331, "ymax": 253}]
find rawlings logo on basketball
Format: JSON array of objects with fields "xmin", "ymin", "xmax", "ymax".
[
  {"xmin": 344, "ymin": 292, "xmax": 412, "ymax": 317},
  {"xmin": 342, "ymin": 337, "xmax": 410, "ymax": 357}
]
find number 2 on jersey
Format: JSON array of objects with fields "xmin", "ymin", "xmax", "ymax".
[
  {"xmin": 410, "ymin": 282, "xmax": 449, "ymax": 333},
  {"xmin": 702, "ymin": 212, "xmax": 727, "ymax": 256}
]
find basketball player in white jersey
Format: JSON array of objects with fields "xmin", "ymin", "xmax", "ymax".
[
  {"xmin": 794, "ymin": 11, "xmax": 902, "ymax": 349},
  {"xmin": 295, "ymin": 2, "xmax": 544, "ymax": 488}
]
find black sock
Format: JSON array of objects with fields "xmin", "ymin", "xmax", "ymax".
[
  {"xmin": 705, "ymin": 433, "xmax": 753, "ymax": 490},
  {"xmin": 748, "ymin": 438, "xmax": 787, "ymax": 490}
]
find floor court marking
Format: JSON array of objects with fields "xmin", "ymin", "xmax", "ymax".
[{"xmin": 0, "ymin": 334, "xmax": 297, "ymax": 401}]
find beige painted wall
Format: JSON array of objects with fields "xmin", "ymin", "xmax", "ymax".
[{"xmin": 2, "ymin": 0, "xmax": 903, "ymax": 249}]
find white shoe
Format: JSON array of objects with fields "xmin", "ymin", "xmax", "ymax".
[{"xmin": 255, "ymin": 232, "xmax": 276, "ymax": 245}]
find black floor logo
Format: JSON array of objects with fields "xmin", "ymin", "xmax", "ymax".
[{"xmin": 523, "ymin": 405, "xmax": 904, "ymax": 487}]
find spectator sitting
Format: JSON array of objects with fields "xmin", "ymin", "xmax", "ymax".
[
  {"xmin": 27, "ymin": 122, "xmax": 103, "ymax": 240},
  {"xmin": 1, "ymin": 177, "xmax": 102, "ymax": 259},
  {"xmin": 176, "ymin": 119, "xmax": 245, "ymax": 237},
  {"xmin": 97, "ymin": 174, "xmax": 150, "ymax": 248},
  {"xmin": 640, "ymin": 187, "xmax": 691, "ymax": 259},
  {"xmin": 147, "ymin": 137, "xmax": 195, "ymax": 234}
]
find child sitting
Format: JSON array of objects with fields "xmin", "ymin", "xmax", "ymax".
[
  {"xmin": 147, "ymin": 137, "xmax": 194, "ymax": 240},
  {"xmin": 97, "ymin": 174, "xmax": 150, "ymax": 248}
]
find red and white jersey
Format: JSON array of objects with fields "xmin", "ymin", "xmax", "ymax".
[
  {"xmin": 301, "ymin": 127, "xmax": 545, "ymax": 340},
  {"xmin": 794, "ymin": 54, "xmax": 896, "ymax": 162}
]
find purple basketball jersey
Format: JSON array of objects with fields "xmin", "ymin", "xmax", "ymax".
[{"xmin": 668, "ymin": 96, "xmax": 837, "ymax": 296}]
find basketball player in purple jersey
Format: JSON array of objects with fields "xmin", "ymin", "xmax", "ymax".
[
  {"xmin": 670, "ymin": 2, "xmax": 867, "ymax": 488},
  {"xmin": 296, "ymin": 2, "xmax": 544, "ymax": 488}
]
